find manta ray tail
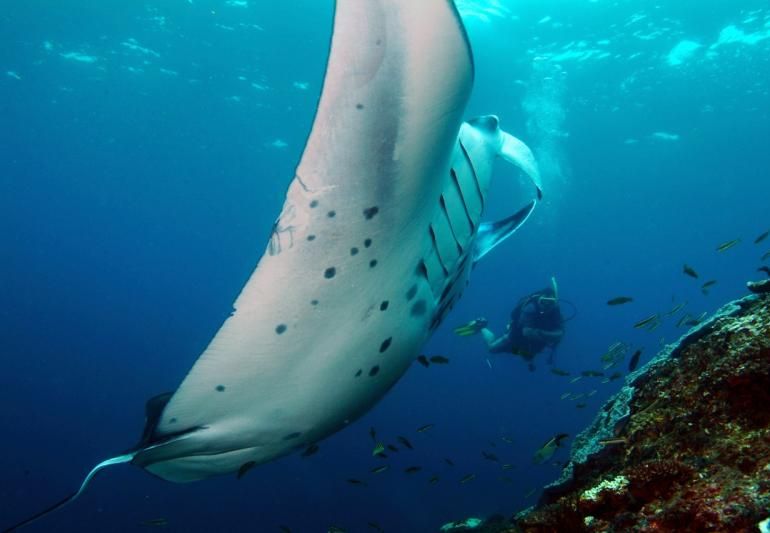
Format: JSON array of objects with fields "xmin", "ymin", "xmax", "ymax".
[
  {"xmin": 1, "ymin": 453, "xmax": 135, "ymax": 533},
  {"xmin": 3, "ymin": 393, "xmax": 188, "ymax": 531}
]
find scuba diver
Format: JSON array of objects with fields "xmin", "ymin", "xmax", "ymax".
[{"xmin": 455, "ymin": 277, "xmax": 566, "ymax": 371}]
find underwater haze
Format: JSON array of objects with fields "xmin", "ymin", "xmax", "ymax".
[{"xmin": 2, "ymin": 0, "xmax": 769, "ymax": 531}]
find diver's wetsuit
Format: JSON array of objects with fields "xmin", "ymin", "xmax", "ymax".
[{"xmin": 481, "ymin": 292, "xmax": 564, "ymax": 359}]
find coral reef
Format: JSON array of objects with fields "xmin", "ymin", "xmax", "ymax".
[{"xmin": 443, "ymin": 288, "xmax": 770, "ymax": 532}]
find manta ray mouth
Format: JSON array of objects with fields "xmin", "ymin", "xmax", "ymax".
[
  {"xmin": 132, "ymin": 423, "xmax": 287, "ymax": 483},
  {"xmin": 130, "ymin": 425, "xmax": 209, "ymax": 467},
  {"xmin": 139, "ymin": 443, "xmax": 273, "ymax": 483}
]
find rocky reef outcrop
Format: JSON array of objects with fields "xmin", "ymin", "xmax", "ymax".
[{"xmin": 445, "ymin": 286, "xmax": 770, "ymax": 532}]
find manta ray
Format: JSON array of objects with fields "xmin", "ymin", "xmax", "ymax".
[{"xmin": 3, "ymin": 0, "xmax": 541, "ymax": 530}]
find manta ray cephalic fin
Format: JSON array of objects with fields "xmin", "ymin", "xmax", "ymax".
[
  {"xmin": 500, "ymin": 130, "xmax": 543, "ymax": 199},
  {"xmin": 466, "ymin": 117, "xmax": 542, "ymax": 262},
  {"xmin": 474, "ymin": 200, "xmax": 537, "ymax": 262}
]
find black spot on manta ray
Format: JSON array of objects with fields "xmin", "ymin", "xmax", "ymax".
[
  {"xmin": 369, "ymin": 259, "xmax": 378, "ymax": 268},
  {"xmin": 411, "ymin": 300, "xmax": 427, "ymax": 317},
  {"xmin": 355, "ymin": 369, "xmax": 362, "ymax": 377},
  {"xmin": 350, "ymin": 247, "xmax": 359, "ymax": 256},
  {"xmin": 169, "ymin": 417, "xmax": 177, "ymax": 424},
  {"xmin": 363, "ymin": 206, "xmax": 379, "ymax": 220},
  {"xmin": 416, "ymin": 260, "xmax": 429, "ymax": 280},
  {"xmin": 327, "ymin": 210, "xmax": 336, "ymax": 218},
  {"xmin": 369, "ymin": 365, "xmax": 380, "ymax": 377},
  {"xmin": 380, "ymin": 300, "xmax": 389, "ymax": 311},
  {"xmin": 283, "ymin": 432, "xmax": 302, "ymax": 441},
  {"xmin": 324, "ymin": 267, "xmax": 336, "ymax": 279},
  {"xmin": 356, "ymin": 103, "xmax": 364, "ymax": 110},
  {"xmin": 306, "ymin": 234, "xmax": 316, "ymax": 241},
  {"xmin": 216, "ymin": 385, "xmax": 226, "ymax": 392},
  {"xmin": 309, "ymin": 200, "xmax": 319, "ymax": 208},
  {"xmin": 364, "ymin": 238, "xmax": 372, "ymax": 248},
  {"xmin": 379, "ymin": 337, "xmax": 392, "ymax": 353},
  {"xmin": 406, "ymin": 285, "xmax": 417, "ymax": 301},
  {"xmin": 311, "ymin": 299, "xmax": 319, "ymax": 306},
  {"xmin": 275, "ymin": 324, "xmax": 287, "ymax": 334}
]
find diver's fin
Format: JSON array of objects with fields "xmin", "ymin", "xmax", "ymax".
[
  {"xmin": 473, "ymin": 201, "xmax": 536, "ymax": 262},
  {"xmin": 1, "ymin": 453, "xmax": 135, "ymax": 533},
  {"xmin": 453, "ymin": 323, "xmax": 480, "ymax": 336},
  {"xmin": 453, "ymin": 325, "xmax": 475, "ymax": 336},
  {"xmin": 499, "ymin": 131, "xmax": 542, "ymax": 199}
]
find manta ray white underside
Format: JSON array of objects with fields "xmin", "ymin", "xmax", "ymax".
[{"xmin": 3, "ymin": 0, "xmax": 541, "ymax": 530}]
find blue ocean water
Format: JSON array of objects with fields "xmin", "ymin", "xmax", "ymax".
[{"xmin": 1, "ymin": 0, "xmax": 769, "ymax": 531}]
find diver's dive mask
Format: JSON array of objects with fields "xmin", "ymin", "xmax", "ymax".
[{"xmin": 537, "ymin": 276, "xmax": 559, "ymax": 311}]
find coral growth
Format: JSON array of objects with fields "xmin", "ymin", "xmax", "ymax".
[{"xmin": 444, "ymin": 289, "xmax": 770, "ymax": 532}]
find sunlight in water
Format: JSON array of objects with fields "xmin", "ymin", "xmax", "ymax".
[
  {"xmin": 523, "ymin": 60, "xmax": 570, "ymax": 193},
  {"xmin": 455, "ymin": 0, "xmax": 512, "ymax": 23}
]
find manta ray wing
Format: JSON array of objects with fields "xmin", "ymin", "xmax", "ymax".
[
  {"xmin": 133, "ymin": 0, "xmax": 475, "ymax": 482},
  {"xmin": 2, "ymin": 1, "xmax": 478, "ymax": 529},
  {"xmin": 3, "ymin": 1, "xmax": 546, "ymax": 529}
]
